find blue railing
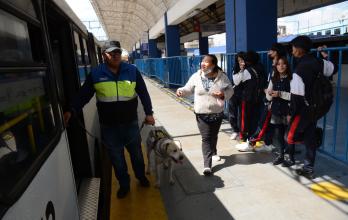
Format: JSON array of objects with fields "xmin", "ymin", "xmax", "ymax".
[
  {"xmin": 136, "ymin": 55, "xmax": 203, "ymax": 86},
  {"xmin": 135, "ymin": 47, "xmax": 348, "ymax": 164}
]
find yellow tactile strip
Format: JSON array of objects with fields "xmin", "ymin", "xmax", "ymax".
[
  {"xmin": 311, "ymin": 181, "xmax": 348, "ymax": 200},
  {"xmin": 109, "ymin": 144, "xmax": 168, "ymax": 220}
]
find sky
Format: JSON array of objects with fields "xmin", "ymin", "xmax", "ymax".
[{"xmin": 65, "ymin": 0, "xmax": 348, "ymax": 45}]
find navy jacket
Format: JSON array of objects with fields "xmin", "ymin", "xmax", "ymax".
[{"xmin": 71, "ymin": 62, "xmax": 153, "ymax": 125}]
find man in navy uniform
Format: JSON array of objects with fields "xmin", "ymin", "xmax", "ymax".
[{"xmin": 64, "ymin": 40, "xmax": 155, "ymax": 198}]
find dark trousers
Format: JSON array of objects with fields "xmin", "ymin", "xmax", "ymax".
[
  {"xmin": 269, "ymin": 123, "xmax": 295, "ymax": 160},
  {"xmin": 228, "ymin": 95, "xmax": 241, "ymax": 133},
  {"xmin": 264, "ymin": 124, "xmax": 274, "ymax": 146},
  {"xmin": 196, "ymin": 115, "xmax": 222, "ymax": 168},
  {"xmin": 240, "ymin": 101, "xmax": 253, "ymax": 141},
  {"xmin": 101, "ymin": 120, "xmax": 146, "ymax": 188},
  {"xmin": 287, "ymin": 115, "xmax": 317, "ymax": 168}
]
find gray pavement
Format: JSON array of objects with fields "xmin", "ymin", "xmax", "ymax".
[{"xmin": 140, "ymin": 77, "xmax": 348, "ymax": 220}]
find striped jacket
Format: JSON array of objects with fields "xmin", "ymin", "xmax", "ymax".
[{"xmin": 71, "ymin": 62, "xmax": 153, "ymax": 125}]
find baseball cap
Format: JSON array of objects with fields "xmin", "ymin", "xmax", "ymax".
[{"xmin": 102, "ymin": 40, "xmax": 122, "ymax": 53}]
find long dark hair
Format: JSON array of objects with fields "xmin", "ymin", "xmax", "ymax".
[
  {"xmin": 233, "ymin": 52, "xmax": 247, "ymax": 73},
  {"xmin": 271, "ymin": 56, "xmax": 292, "ymax": 83},
  {"xmin": 204, "ymin": 54, "xmax": 223, "ymax": 73}
]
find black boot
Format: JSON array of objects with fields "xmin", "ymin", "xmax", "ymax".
[
  {"xmin": 296, "ymin": 166, "xmax": 314, "ymax": 179},
  {"xmin": 139, "ymin": 176, "xmax": 150, "ymax": 187},
  {"xmin": 273, "ymin": 155, "xmax": 284, "ymax": 165},
  {"xmin": 283, "ymin": 144, "xmax": 295, "ymax": 167},
  {"xmin": 282, "ymin": 159, "xmax": 295, "ymax": 167},
  {"xmin": 117, "ymin": 187, "xmax": 130, "ymax": 199}
]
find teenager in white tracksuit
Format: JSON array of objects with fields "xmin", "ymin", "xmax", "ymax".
[{"xmin": 287, "ymin": 36, "xmax": 337, "ymax": 177}]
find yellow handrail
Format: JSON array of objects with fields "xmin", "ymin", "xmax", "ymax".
[{"xmin": 0, "ymin": 112, "xmax": 29, "ymax": 133}]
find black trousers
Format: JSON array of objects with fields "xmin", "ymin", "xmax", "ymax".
[
  {"xmin": 240, "ymin": 101, "xmax": 253, "ymax": 141},
  {"xmin": 287, "ymin": 115, "xmax": 317, "ymax": 168},
  {"xmin": 228, "ymin": 95, "xmax": 241, "ymax": 133},
  {"xmin": 196, "ymin": 115, "xmax": 222, "ymax": 168},
  {"xmin": 268, "ymin": 123, "xmax": 295, "ymax": 160}
]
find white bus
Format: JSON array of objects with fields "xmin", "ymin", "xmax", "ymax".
[{"xmin": 0, "ymin": 0, "xmax": 109, "ymax": 219}]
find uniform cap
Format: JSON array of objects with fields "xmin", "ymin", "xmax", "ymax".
[{"xmin": 103, "ymin": 40, "xmax": 122, "ymax": 53}]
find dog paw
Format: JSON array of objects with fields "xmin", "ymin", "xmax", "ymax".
[{"xmin": 169, "ymin": 180, "xmax": 175, "ymax": 185}]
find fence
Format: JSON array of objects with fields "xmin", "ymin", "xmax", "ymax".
[{"xmin": 135, "ymin": 47, "xmax": 348, "ymax": 164}]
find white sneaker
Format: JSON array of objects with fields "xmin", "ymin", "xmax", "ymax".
[
  {"xmin": 267, "ymin": 144, "xmax": 276, "ymax": 150},
  {"xmin": 230, "ymin": 132, "xmax": 238, "ymax": 140},
  {"xmin": 235, "ymin": 140, "xmax": 254, "ymax": 152},
  {"xmin": 203, "ymin": 167, "xmax": 212, "ymax": 175},
  {"xmin": 254, "ymin": 144, "xmax": 273, "ymax": 153},
  {"xmin": 212, "ymin": 155, "xmax": 221, "ymax": 161}
]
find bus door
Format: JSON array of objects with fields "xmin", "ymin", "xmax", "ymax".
[{"xmin": 45, "ymin": 5, "xmax": 92, "ymax": 186}]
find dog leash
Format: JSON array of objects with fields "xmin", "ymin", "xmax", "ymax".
[{"xmin": 75, "ymin": 116, "xmax": 148, "ymax": 148}]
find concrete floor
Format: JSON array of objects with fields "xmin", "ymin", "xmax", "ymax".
[{"xmin": 139, "ymin": 76, "xmax": 348, "ymax": 220}]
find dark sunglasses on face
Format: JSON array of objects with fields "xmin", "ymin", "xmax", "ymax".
[{"xmin": 107, "ymin": 51, "xmax": 122, "ymax": 58}]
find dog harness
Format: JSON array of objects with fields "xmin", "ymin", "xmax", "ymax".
[{"xmin": 151, "ymin": 130, "xmax": 182, "ymax": 163}]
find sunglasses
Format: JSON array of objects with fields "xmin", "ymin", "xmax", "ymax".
[{"xmin": 107, "ymin": 51, "xmax": 122, "ymax": 58}]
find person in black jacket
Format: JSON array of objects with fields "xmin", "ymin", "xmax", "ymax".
[
  {"xmin": 229, "ymin": 52, "xmax": 247, "ymax": 140},
  {"xmin": 232, "ymin": 52, "xmax": 256, "ymax": 142},
  {"xmin": 287, "ymin": 36, "xmax": 336, "ymax": 178},
  {"xmin": 251, "ymin": 43, "xmax": 288, "ymax": 152},
  {"xmin": 233, "ymin": 51, "xmax": 266, "ymax": 148},
  {"xmin": 63, "ymin": 41, "xmax": 155, "ymax": 198}
]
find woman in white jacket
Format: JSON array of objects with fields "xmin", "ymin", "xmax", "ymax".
[{"xmin": 176, "ymin": 54, "xmax": 234, "ymax": 175}]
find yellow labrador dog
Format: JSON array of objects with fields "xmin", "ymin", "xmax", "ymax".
[{"xmin": 146, "ymin": 129, "xmax": 184, "ymax": 188}]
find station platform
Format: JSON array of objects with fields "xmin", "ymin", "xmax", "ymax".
[{"xmin": 111, "ymin": 76, "xmax": 348, "ymax": 220}]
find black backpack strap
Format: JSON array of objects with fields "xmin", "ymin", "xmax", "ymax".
[{"xmin": 248, "ymin": 67, "xmax": 259, "ymax": 79}]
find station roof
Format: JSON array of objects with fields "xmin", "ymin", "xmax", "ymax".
[
  {"xmin": 90, "ymin": 0, "xmax": 177, "ymax": 51},
  {"xmin": 89, "ymin": 0, "xmax": 347, "ymax": 51}
]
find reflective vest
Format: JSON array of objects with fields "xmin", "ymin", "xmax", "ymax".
[{"xmin": 91, "ymin": 63, "xmax": 137, "ymax": 102}]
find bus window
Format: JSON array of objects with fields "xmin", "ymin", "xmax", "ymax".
[
  {"xmin": 0, "ymin": 9, "xmax": 33, "ymax": 64},
  {"xmin": 96, "ymin": 46, "xmax": 103, "ymax": 64},
  {"xmin": 95, "ymin": 46, "xmax": 99, "ymax": 63},
  {"xmin": 1, "ymin": 0, "xmax": 37, "ymax": 19},
  {"xmin": 83, "ymin": 39, "xmax": 91, "ymax": 74},
  {"xmin": 73, "ymin": 31, "xmax": 86, "ymax": 84},
  {"xmin": 0, "ymin": 71, "xmax": 57, "ymax": 201},
  {"xmin": 0, "ymin": 8, "xmax": 59, "ymax": 204}
]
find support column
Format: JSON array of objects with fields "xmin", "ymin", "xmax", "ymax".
[
  {"xmin": 164, "ymin": 12, "xmax": 180, "ymax": 57},
  {"xmin": 199, "ymin": 32, "xmax": 209, "ymax": 55},
  {"xmin": 225, "ymin": 0, "xmax": 277, "ymax": 53},
  {"xmin": 149, "ymin": 39, "xmax": 160, "ymax": 58}
]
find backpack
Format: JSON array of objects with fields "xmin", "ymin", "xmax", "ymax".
[
  {"xmin": 248, "ymin": 67, "xmax": 266, "ymax": 103},
  {"xmin": 306, "ymin": 62, "xmax": 333, "ymax": 121}
]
